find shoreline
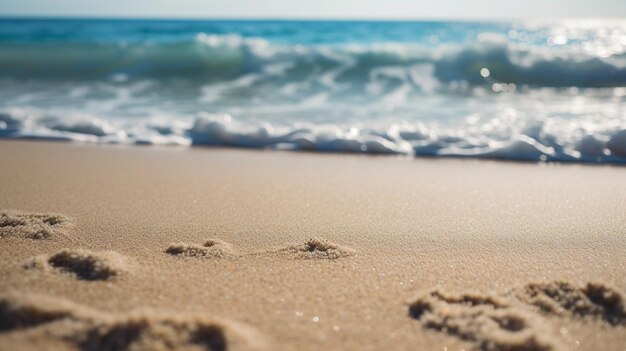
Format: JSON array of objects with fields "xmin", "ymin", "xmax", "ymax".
[
  {"xmin": 2, "ymin": 138, "xmax": 626, "ymax": 167},
  {"xmin": 1, "ymin": 140, "xmax": 625, "ymax": 350}
]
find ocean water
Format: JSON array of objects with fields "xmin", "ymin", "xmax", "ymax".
[{"xmin": 1, "ymin": 18, "xmax": 626, "ymax": 163}]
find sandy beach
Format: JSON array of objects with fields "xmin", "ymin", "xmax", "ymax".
[{"xmin": 1, "ymin": 140, "xmax": 625, "ymax": 351}]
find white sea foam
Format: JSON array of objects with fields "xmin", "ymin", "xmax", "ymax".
[{"xmin": 1, "ymin": 108, "xmax": 625, "ymax": 163}]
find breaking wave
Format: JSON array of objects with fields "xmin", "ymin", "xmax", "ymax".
[{"xmin": 0, "ymin": 33, "xmax": 625, "ymax": 88}]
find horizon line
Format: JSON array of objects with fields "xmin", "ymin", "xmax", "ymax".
[{"xmin": 1, "ymin": 14, "xmax": 625, "ymax": 22}]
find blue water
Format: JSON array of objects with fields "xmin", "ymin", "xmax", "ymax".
[
  {"xmin": 0, "ymin": 18, "xmax": 625, "ymax": 162},
  {"xmin": 0, "ymin": 19, "xmax": 509, "ymax": 44}
]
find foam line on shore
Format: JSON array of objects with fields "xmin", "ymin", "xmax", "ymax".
[{"xmin": 2, "ymin": 110, "xmax": 626, "ymax": 164}]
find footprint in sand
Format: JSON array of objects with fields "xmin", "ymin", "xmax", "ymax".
[
  {"xmin": 515, "ymin": 281, "xmax": 626, "ymax": 325},
  {"xmin": 0, "ymin": 210, "xmax": 70, "ymax": 239},
  {"xmin": 408, "ymin": 281, "xmax": 626, "ymax": 351},
  {"xmin": 409, "ymin": 290, "xmax": 559, "ymax": 351},
  {"xmin": 165, "ymin": 239, "xmax": 236, "ymax": 258},
  {"xmin": 276, "ymin": 238, "xmax": 355, "ymax": 260},
  {"xmin": 25, "ymin": 248, "xmax": 130, "ymax": 281},
  {"xmin": 0, "ymin": 292, "xmax": 268, "ymax": 351}
]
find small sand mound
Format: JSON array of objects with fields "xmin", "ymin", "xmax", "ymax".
[
  {"xmin": 409, "ymin": 290, "xmax": 560, "ymax": 351},
  {"xmin": 26, "ymin": 249, "xmax": 129, "ymax": 281},
  {"xmin": 0, "ymin": 293, "xmax": 267, "ymax": 351},
  {"xmin": 0, "ymin": 210, "xmax": 70, "ymax": 239},
  {"xmin": 165, "ymin": 239, "xmax": 235, "ymax": 259},
  {"xmin": 283, "ymin": 238, "xmax": 354, "ymax": 259},
  {"xmin": 516, "ymin": 281, "xmax": 626, "ymax": 325}
]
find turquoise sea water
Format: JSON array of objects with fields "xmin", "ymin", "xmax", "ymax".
[{"xmin": 1, "ymin": 19, "xmax": 625, "ymax": 162}]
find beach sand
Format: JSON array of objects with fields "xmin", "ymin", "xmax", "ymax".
[{"xmin": 0, "ymin": 140, "xmax": 625, "ymax": 351}]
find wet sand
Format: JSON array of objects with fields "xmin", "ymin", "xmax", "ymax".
[{"xmin": 0, "ymin": 140, "xmax": 625, "ymax": 351}]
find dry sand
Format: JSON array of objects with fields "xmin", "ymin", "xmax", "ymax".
[{"xmin": 0, "ymin": 140, "xmax": 625, "ymax": 351}]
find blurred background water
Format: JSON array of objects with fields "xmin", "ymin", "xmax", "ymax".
[{"xmin": 1, "ymin": 19, "xmax": 625, "ymax": 162}]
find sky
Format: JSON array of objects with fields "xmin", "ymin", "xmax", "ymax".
[{"xmin": 1, "ymin": 0, "xmax": 626, "ymax": 20}]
